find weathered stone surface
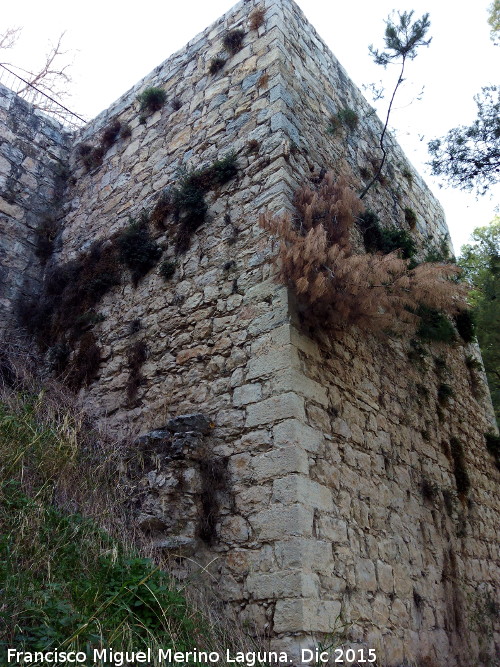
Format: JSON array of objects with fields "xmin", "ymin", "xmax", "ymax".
[
  {"xmin": 245, "ymin": 392, "xmax": 305, "ymax": 427},
  {"xmin": 166, "ymin": 413, "xmax": 212, "ymax": 434}
]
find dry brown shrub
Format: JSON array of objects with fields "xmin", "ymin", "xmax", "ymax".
[
  {"xmin": 257, "ymin": 72, "xmax": 269, "ymax": 88},
  {"xmin": 249, "ymin": 6, "xmax": 265, "ymax": 30},
  {"xmin": 260, "ymin": 172, "xmax": 468, "ymax": 333}
]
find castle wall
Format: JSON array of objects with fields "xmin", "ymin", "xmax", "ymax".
[
  {"xmin": 1, "ymin": 1, "xmax": 498, "ymax": 665},
  {"xmin": 0, "ymin": 84, "xmax": 71, "ymax": 335},
  {"xmin": 252, "ymin": 2, "xmax": 500, "ymax": 664}
]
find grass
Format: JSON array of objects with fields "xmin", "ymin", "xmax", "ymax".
[
  {"xmin": 327, "ymin": 108, "xmax": 359, "ymax": 135},
  {"xmin": 0, "ymin": 349, "xmax": 258, "ymax": 664},
  {"xmin": 137, "ymin": 87, "xmax": 167, "ymax": 114}
]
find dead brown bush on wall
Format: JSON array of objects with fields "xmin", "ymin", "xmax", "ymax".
[
  {"xmin": 260, "ymin": 171, "xmax": 468, "ymax": 334},
  {"xmin": 249, "ymin": 7, "xmax": 265, "ymax": 31}
]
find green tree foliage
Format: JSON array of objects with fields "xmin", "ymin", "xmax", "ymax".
[
  {"xmin": 428, "ymin": 86, "xmax": 500, "ymax": 195},
  {"xmin": 459, "ymin": 218, "xmax": 500, "ymax": 422},
  {"xmin": 360, "ymin": 10, "xmax": 431, "ymax": 199},
  {"xmin": 488, "ymin": 0, "xmax": 500, "ymax": 43}
]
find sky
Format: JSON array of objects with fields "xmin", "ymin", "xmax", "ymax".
[{"xmin": 2, "ymin": 0, "xmax": 499, "ymax": 253}]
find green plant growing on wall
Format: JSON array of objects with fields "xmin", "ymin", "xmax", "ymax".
[
  {"xmin": 437, "ymin": 382, "xmax": 454, "ymax": 405},
  {"xmin": 416, "ymin": 306, "xmax": 457, "ymax": 343},
  {"xmin": 404, "ymin": 207, "xmax": 417, "ymax": 229},
  {"xmin": 223, "ymin": 29, "xmax": 245, "ymax": 55},
  {"xmin": 101, "ymin": 119, "xmax": 122, "ymax": 149},
  {"xmin": 18, "ymin": 240, "xmax": 121, "ymax": 357},
  {"xmin": 402, "ymin": 167, "xmax": 414, "ymax": 185},
  {"xmin": 208, "ymin": 57, "xmax": 226, "ymax": 75},
  {"xmin": 360, "ymin": 10, "xmax": 432, "ymax": 199},
  {"xmin": 172, "ymin": 153, "xmax": 238, "ymax": 253},
  {"xmin": 327, "ymin": 108, "xmax": 359, "ymax": 135},
  {"xmin": 423, "ymin": 235, "xmax": 455, "ymax": 264},
  {"xmin": 484, "ymin": 432, "xmax": 500, "ymax": 470},
  {"xmin": 449, "ymin": 437, "xmax": 471, "ymax": 497},
  {"xmin": 117, "ymin": 217, "xmax": 162, "ymax": 286},
  {"xmin": 358, "ymin": 210, "xmax": 417, "ymax": 258},
  {"xmin": 454, "ymin": 309, "xmax": 476, "ymax": 343},
  {"xmin": 159, "ymin": 259, "xmax": 176, "ymax": 281},
  {"xmin": 137, "ymin": 87, "xmax": 167, "ymax": 114}
]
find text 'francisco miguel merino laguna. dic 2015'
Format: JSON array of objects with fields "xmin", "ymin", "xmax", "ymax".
[{"xmin": 7, "ymin": 648, "xmax": 294, "ymax": 666}]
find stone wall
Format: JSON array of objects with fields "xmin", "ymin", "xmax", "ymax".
[
  {"xmin": 1, "ymin": 0, "xmax": 498, "ymax": 665},
  {"xmin": 0, "ymin": 84, "xmax": 71, "ymax": 335}
]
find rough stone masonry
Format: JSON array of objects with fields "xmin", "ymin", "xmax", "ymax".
[{"xmin": 0, "ymin": 0, "xmax": 498, "ymax": 665}]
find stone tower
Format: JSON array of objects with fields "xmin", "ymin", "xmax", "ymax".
[{"xmin": 0, "ymin": 1, "xmax": 498, "ymax": 665}]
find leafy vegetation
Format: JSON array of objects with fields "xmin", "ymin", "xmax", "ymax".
[
  {"xmin": 416, "ymin": 306, "xmax": 457, "ymax": 343},
  {"xmin": 360, "ymin": 10, "xmax": 431, "ymax": 198},
  {"xmin": 159, "ymin": 259, "xmax": 177, "ymax": 280},
  {"xmin": 208, "ymin": 57, "xmax": 226, "ymax": 75},
  {"xmin": 137, "ymin": 87, "xmax": 167, "ymax": 114},
  {"xmin": 327, "ymin": 108, "xmax": 359, "ymax": 135},
  {"xmin": 459, "ymin": 218, "xmax": 500, "ymax": 422},
  {"xmin": 359, "ymin": 210, "xmax": 417, "ymax": 258},
  {"xmin": 484, "ymin": 431, "xmax": 500, "ymax": 470},
  {"xmin": 172, "ymin": 153, "xmax": 238, "ymax": 252},
  {"xmin": 428, "ymin": 86, "xmax": 500, "ymax": 195},
  {"xmin": 117, "ymin": 217, "xmax": 162, "ymax": 286}
]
